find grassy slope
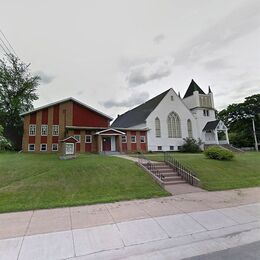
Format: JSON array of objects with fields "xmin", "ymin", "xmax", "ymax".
[
  {"xmin": 0, "ymin": 153, "xmax": 168, "ymax": 213},
  {"xmin": 139, "ymin": 152, "xmax": 260, "ymax": 191}
]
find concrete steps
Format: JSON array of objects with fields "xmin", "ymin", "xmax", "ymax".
[{"xmin": 142, "ymin": 162, "xmax": 186, "ymax": 186}]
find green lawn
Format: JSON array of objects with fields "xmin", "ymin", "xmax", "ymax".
[
  {"xmin": 135, "ymin": 152, "xmax": 260, "ymax": 191},
  {"xmin": 0, "ymin": 153, "xmax": 169, "ymax": 213}
]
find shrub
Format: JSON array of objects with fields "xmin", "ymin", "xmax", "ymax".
[
  {"xmin": 204, "ymin": 146, "xmax": 234, "ymax": 160},
  {"xmin": 181, "ymin": 138, "xmax": 202, "ymax": 153},
  {"xmin": 0, "ymin": 125, "xmax": 13, "ymax": 151}
]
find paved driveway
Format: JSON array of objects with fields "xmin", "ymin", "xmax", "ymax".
[{"xmin": 0, "ymin": 187, "xmax": 260, "ymax": 259}]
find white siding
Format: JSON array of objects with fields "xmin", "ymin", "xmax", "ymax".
[{"xmin": 146, "ymin": 89, "xmax": 199, "ymax": 151}]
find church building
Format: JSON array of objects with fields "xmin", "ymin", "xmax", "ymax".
[{"xmin": 112, "ymin": 80, "xmax": 229, "ymax": 151}]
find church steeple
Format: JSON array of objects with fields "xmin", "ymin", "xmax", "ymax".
[
  {"xmin": 183, "ymin": 79, "xmax": 205, "ymax": 99},
  {"xmin": 208, "ymin": 86, "xmax": 212, "ymax": 94}
]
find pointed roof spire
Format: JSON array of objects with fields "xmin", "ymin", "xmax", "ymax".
[
  {"xmin": 178, "ymin": 91, "xmax": 181, "ymax": 98},
  {"xmin": 183, "ymin": 79, "xmax": 205, "ymax": 98},
  {"xmin": 208, "ymin": 86, "xmax": 212, "ymax": 94}
]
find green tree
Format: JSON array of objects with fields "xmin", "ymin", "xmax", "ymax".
[
  {"xmin": 218, "ymin": 94, "xmax": 260, "ymax": 147},
  {"xmin": 0, "ymin": 125, "xmax": 12, "ymax": 150},
  {"xmin": 0, "ymin": 54, "xmax": 40, "ymax": 149}
]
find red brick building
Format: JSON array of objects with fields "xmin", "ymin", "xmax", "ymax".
[{"xmin": 21, "ymin": 98, "xmax": 147, "ymax": 153}]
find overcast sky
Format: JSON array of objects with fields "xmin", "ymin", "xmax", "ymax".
[{"xmin": 0, "ymin": 0, "xmax": 259, "ymax": 119}]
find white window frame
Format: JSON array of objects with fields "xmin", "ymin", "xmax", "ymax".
[
  {"xmin": 140, "ymin": 136, "xmax": 146, "ymax": 143},
  {"xmin": 131, "ymin": 135, "xmax": 136, "ymax": 143},
  {"xmin": 167, "ymin": 111, "xmax": 181, "ymax": 138},
  {"xmin": 155, "ymin": 117, "xmax": 161, "ymax": 138},
  {"xmin": 41, "ymin": 125, "xmax": 48, "ymax": 136},
  {"xmin": 29, "ymin": 124, "xmax": 36, "ymax": 136},
  {"xmin": 122, "ymin": 135, "xmax": 127, "ymax": 143},
  {"xmin": 40, "ymin": 144, "xmax": 47, "ymax": 152},
  {"xmin": 52, "ymin": 143, "xmax": 59, "ymax": 151},
  {"xmin": 74, "ymin": 135, "xmax": 81, "ymax": 143},
  {"xmin": 187, "ymin": 119, "xmax": 193, "ymax": 138},
  {"xmin": 157, "ymin": 146, "xmax": 162, "ymax": 151},
  {"xmin": 52, "ymin": 125, "xmax": 59, "ymax": 136},
  {"xmin": 85, "ymin": 135, "xmax": 92, "ymax": 143},
  {"xmin": 28, "ymin": 144, "xmax": 35, "ymax": 151}
]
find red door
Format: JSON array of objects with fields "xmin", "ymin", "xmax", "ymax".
[{"xmin": 102, "ymin": 137, "xmax": 111, "ymax": 151}]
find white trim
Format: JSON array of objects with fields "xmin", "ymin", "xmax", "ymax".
[
  {"xmin": 65, "ymin": 126, "xmax": 149, "ymax": 131},
  {"xmin": 95, "ymin": 128, "xmax": 125, "ymax": 135},
  {"xmin": 74, "ymin": 135, "xmax": 81, "ymax": 143},
  {"xmin": 40, "ymin": 143, "xmax": 47, "ymax": 152},
  {"xmin": 29, "ymin": 124, "xmax": 36, "ymax": 136},
  {"xmin": 140, "ymin": 136, "xmax": 146, "ymax": 143},
  {"xmin": 28, "ymin": 144, "xmax": 35, "ymax": 151},
  {"xmin": 52, "ymin": 125, "xmax": 59, "ymax": 136},
  {"xmin": 20, "ymin": 97, "xmax": 113, "ymax": 120},
  {"xmin": 52, "ymin": 143, "xmax": 59, "ymax": 151},
  {"xmin": 131, "ymin": 135, "xmax": 136, "ymax": 143},
  {"xmin": 85, "ymin": 135, "xmax": 92, "ymax": 143},
  {"xmin": 60, "ymin": 136, "xmax": 79, "ymax": 142},
  {"xmin": 41, "ymin": 125, "xmax": 48, "ymax": 136}
]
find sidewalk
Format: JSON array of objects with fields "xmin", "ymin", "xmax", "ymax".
[{"xmin": 0, "ymin": 187, "xmax": 260, "ymax": 259}]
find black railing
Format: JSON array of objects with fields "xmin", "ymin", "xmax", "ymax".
[
  {"xmin": 164, "ymin": 152, "xmax": 200, "ymax": 186},
  {"xmin": 138, "ymin": 153, "xmax": 164, "ymax": 181}
]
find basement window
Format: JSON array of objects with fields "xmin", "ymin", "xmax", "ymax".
[
  {"xmin": 170, "ymin": 146, "xmax": 174, "ymax": 151},
  {"xmin": 157, "ymin": 146, "xmax": 162, "ymax": 151},
  {"xmin": 40, "ymin": 144, "xmax": 47, "ymax": 152},
  {"xmin": 28, "ymin": 144, "xmax": 35, "ymax": 151},
  {"xmin": 52, "ymin": 144, "xmax": 58, "ymax": 151}
]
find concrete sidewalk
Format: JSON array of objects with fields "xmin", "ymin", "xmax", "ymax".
[{"xmin": 0, "ymin": 187, "xmax": 260, "ymax": 259}]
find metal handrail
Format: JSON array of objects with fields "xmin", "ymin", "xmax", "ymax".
[
  {"xmin": 138, "ymin": 153, "xmax": 164, "ymax": 181},
  {"xmin": 164, "ymin": 152, "xmax": 200, "ymax": 186}
]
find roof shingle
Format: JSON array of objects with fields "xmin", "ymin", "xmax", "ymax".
[{"xmin": 111, "ymin": 89, "xmax": 171, "ymax": 128}]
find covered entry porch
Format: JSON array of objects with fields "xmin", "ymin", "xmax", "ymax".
[
  {"xmin": 203, "ymin": 120, "xmax": 229, "ymax": 145},
  {"xmin": 95, "ymin": 128, "xmax": 125, "ymax": 153}
]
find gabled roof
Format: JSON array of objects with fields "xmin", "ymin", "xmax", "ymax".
[
  {"xmin": 20, "ymin": 97, "xmax": 113, "ymax": 120},
  {"xmin": 202, "ymin": 120, "xmax": 220, "ymax": 131},
  {"xmin": 111, "ymin": 89, "xmax": 171, "ymax": 128},
  {"xmin": 95, "ymin": 128, "xmax": 125, "ymax": 135},
  {"xmin": 183, "ymin": 79, "xmax": 205, "ymax": 99},
  {"xmin": 60, "ymin": 136, "xmax": 79, "ymax": 143}
]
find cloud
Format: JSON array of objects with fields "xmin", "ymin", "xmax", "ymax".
[
  {"xmin": 101, "ymin": 91, "xmax": 149, "ymax": 108},
  {"xmin": 153, "ymin": 34, "xmax": 165, "ymax": 44},
  {"xmin": 35, "ymin": 70, "xmax": 55, "ymax": 84},
  {"xmin": 203, "ymin": 58, "xmax": 232, "ymax": 71},
  {"xmin": 174, "ymin": 0, "xmax": 260, "ymax": 64},
  {"xmin": 126, "ymin": 57, "xmax": 174, "ymax": 87},
  {"xmin": 76, "ymin": 90, "xmax": 84, "ymax": 96}
]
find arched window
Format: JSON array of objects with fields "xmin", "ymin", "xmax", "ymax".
[
  {"xmin": 167, "ymin": 112, "xmax": 181, "ymax": 138},
  {"xmin": 155, "ymin": 117, "xmax": 161, "ymax": 137},
  {"xmin": 187, "ymin": 119, "xmax": 193, "ymax": 138}
]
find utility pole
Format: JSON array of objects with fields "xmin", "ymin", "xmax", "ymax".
[{"xmin": 252, "ymin": 118, "xmax": 258, "ymax": 152}]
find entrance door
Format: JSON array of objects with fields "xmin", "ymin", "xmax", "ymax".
[{"xmin": 102, "ymin": 137, "xmax": 111, "ymax": 151}]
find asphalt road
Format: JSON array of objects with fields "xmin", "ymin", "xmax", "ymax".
[{"xmin": 185, "ymin": 241, "xmax": 260, "ymax": 260}]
